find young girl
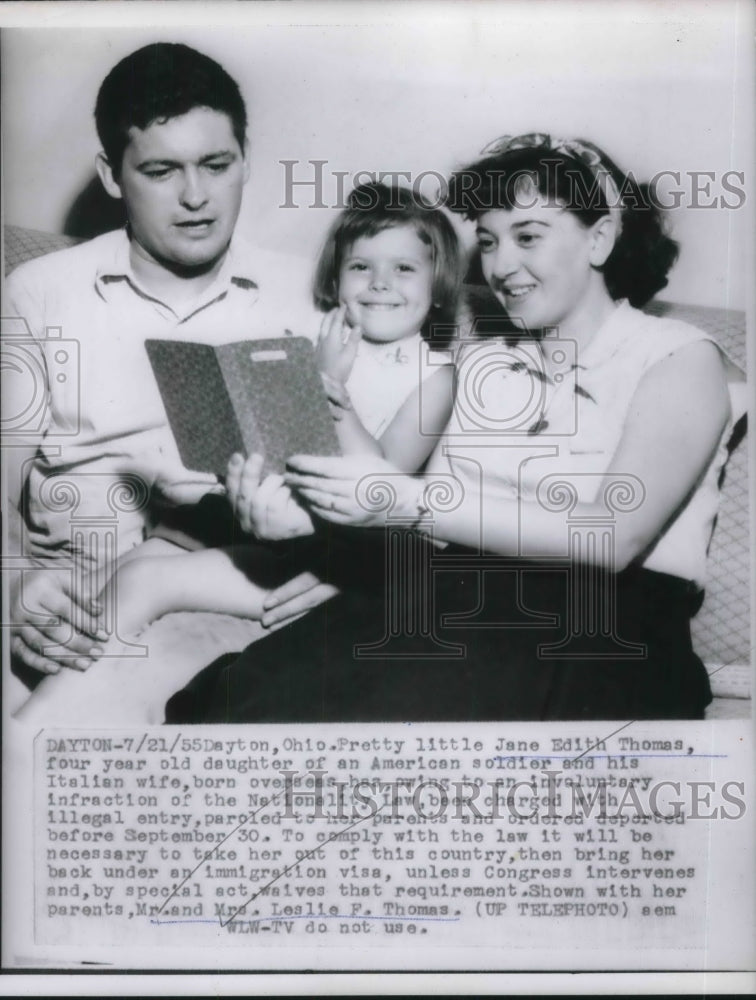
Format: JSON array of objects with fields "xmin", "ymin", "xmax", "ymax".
[
  {"xmin": 225, "ymin": 180, "xmax": 460, "ymax": 545},
  {"xmin": 14, "ymin": 182, "xmax": 462, "ymax": 717},
  {"xmin": 169, "ymin": 134, "xmax": 745, "ymax": 723}
]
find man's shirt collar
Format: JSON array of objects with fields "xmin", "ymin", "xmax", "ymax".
[{"xmin": 95, "ymin": 227, "xmax": 259, "ymax": 320}]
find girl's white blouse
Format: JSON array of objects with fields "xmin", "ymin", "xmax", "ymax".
[{"xmin": 346, "ymin": 332, "xmax": 452, "ymax": 438}]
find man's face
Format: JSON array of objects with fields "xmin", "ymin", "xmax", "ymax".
[{"xmin": 101, "ymin": 106, "xmax": 249, "ymax": 273}]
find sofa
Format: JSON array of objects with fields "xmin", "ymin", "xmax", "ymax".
[{"xmin": 3, "ymin": 224, "xmax": 751, "ymax": 721}]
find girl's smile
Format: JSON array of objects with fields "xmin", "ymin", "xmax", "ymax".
[{"xmin": 339, "ymin": 225, "xmax": 434, "ymax": 343}]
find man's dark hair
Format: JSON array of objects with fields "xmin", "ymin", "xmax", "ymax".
[{"xmin": 95, "ymin": 43, "xmax": 247, "ymax": 176}]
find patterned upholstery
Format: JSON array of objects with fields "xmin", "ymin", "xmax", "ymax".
[
  {"xmin": 645, "ymin": 301, "xmax": 750, "ymax": 675},
  {"xmin": 4, "ymin": 224, "xmax": 81, "ymax": 273},
  {"xmin": 3, "ymin": 226, "xmax": 751, "ymax": 698}
]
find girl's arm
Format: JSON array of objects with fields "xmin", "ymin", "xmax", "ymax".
[
  {"xmin": 327, "ymin": 391, "xmax": 385, "ymax": 460},
  {"xmin": 317, "ymin": 307, "xmax": 454, "ymax": 470},
  {"xmin": 377, "ymin": 364, "xmax": 455, "ymax": 471},
  {"xmin": 329, "ymin": 363, "xmax": 454, "ymax": 470},
  {"xmin": 285, "ymin": 340, "xmax": 730, "ymax": 572},
  {"xmin": 316, "ymin": 306, "xmax": 384, "ymax": 458}
]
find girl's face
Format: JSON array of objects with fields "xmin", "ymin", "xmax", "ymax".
[
  {"xmin": 339, "ymin": 225, "xmax": 434, "ymax": 343},
  {"xmin": 476, "ymin": 196, "xmax": 605, "ymax": 334}
]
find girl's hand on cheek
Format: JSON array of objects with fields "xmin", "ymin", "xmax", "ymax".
[
  {"xmin": 316, "ymin": 305, "xmax": 362, "ymax": 387},
  {"xmin": 285, "ymin": 454, "xmax": 415, "ymax": 527}
]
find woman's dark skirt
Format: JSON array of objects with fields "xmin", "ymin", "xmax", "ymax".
[{"xmin": 166, "ymin": 532, "xmax": 712, "ymax": 723}]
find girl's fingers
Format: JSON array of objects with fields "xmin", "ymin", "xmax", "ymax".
[
  {"xmin": 318, "ymin": 305, "xmax": 346, "ymax": 345},
  {"xmin": 343, "ymin": 321, "xmax": 362, "ymax": 348}
]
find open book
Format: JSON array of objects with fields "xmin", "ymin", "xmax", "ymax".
[{"xmin": 145, "ymin": 336, "xmax": 340, "ymax": 477}]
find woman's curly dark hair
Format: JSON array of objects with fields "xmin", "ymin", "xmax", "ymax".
[{"xmin": 446, "ymin": 142, "xmax": 679, "ymax": 308}]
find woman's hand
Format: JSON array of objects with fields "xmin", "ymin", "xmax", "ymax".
[
  {"xmin": 316, "ymin": 305, "xmax": 362, "ymax": 389},
  {"xmin": 226, "ymin": 453, "xmax": 316, "ymax": 540},
  {"xmin": 285, "ymin": 454, "xmax": 417, "ymax": 527}
]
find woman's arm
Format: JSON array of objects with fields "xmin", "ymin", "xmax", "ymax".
[
  {"xmin": 581, "ymin": 339, "xmax": 730, "ymax": 567},
  {"xmin": 286, "ymin": 340, "xmax": 731, "ymax": 571}
]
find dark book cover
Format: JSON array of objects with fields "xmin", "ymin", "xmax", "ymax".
[{"xmin": 145, "ymin": 337, "xmax": 340, "ymax": 477}]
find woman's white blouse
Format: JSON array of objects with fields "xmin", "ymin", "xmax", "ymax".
[{"xmin": 428, "ymin": 301, "xmax": 744, "ymax": 587}]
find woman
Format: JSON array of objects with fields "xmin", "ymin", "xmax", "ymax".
[{"xmin": 168, "ymin": 134, "xmax": 741, "ymax": 722}]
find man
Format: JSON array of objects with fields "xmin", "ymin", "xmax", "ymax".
[{"xmin": 4, "ymin": 42, "xmax": 323, "ymax": 682}]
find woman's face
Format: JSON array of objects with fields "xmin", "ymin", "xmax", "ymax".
[{"xmin": 476, "ymin": 197, "xmax": 602, "ymax": 334}]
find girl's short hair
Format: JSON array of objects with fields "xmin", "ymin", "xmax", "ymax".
[
  {"xmin": 446, "ymin": 135, "xmax": 679, "ymax": 308},
  {"xmin": 313, "ymin": 182, "xmax": 462, "ymax": 344}
]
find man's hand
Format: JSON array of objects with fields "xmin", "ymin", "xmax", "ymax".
[
  {"xmin": 10, "ymin": 569, "xmax": 109, "ymax": 674},
  {"xmin": 226, "ymin": 453, "xmax": 316, "ymax": 540},
  {"xmin": 261, "ymin": 571, "xmax": 339, "ymax": 629}
]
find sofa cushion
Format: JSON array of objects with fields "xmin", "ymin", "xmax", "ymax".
[{"xmin": 4, "ymin": 224, "xmax": 81, "ymax": 274}]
